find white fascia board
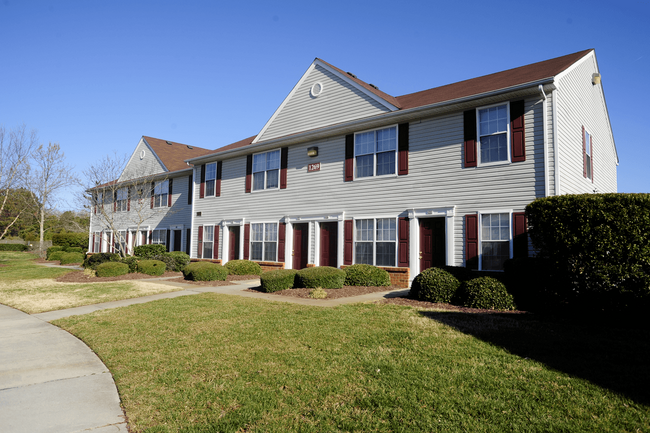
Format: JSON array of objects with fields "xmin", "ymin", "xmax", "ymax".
[
  {"xmin": 554, "ymin": 49, "xmax": 595, "ymax": 83},
  {"xmin": 187, "ymin": 79, "xmax": 556, "ymax": 165}
]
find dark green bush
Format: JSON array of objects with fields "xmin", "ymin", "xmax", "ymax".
[
  {"xmin": 224, "ymin": 259, "xmax": 263, "ymax": 276},
  {"xmin": 151, "ymin": 254, "xmax": 177, "ymax": 273},
  {"xmin": 344, "ymin": 264, "xmax": 391, "ymax": 287},
  {"xmin": 260, "ymin": 269, "xmax": 297, "ymax": 292},
  {"xmin": 52, "ymin": 233, "xmax": 88, "ymax": 249},
  {"xmin": 296, "ymin": 266, "xmax": 346, "ymax": 289},
  {"xmin": 137, "ymin": 259, "xmax": 166, "ymax": 276},
  {"xmin": 48, "ymin": 251, "xmax": 66, "ymax": 262},
  {"xmin": 134, "ymin": 244, "xmax": 167, "ymax": 259},
  {"xmin": 457, "ymin": 277, "xmax": 516, "ymax": 311},
  {"xmin": 65, "ymin": 247, "xmax": 84, "ymax": 254},
  {"xmin": 83, "ymin": 253, "xmax": 121, "ymax": 269},
  {"xmin": 96, "ymin": 262, "xmax": 129, "ymax": 277},
  {"xmin": 166, "ymin": 251, "xmax": 191, "ymax": 272},
  {"xmin": 59, "ymin": 252, "xmax": 85, "ymax": 265},
  {"xmin": 503, "ymin": 257, "xmax": 555, "ymax": 311},
  {"xmin": 121, "ymin": 256, "xmax": 141, "ymax": 273},
  {"xmin": 46, "ymin": 246, "xmax": 65, "ymax": 260},
  {"xmin": 0, "ymin": 243, "xmax": 28, "ymax": 251},
  {"xmin": 182, "ymin": 261, "xmax": 228, "ymax": 281},
  {"xmin": 410, "ymin": 267, "xmax": 460, "ymax": 303},
  {"xmin": 527, "ymin": 193, "xmax": 650, "ymax": 312}
]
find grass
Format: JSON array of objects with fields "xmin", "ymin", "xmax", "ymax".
[
  {"xmin": 0, "ymin": 251, "xmax": 183, "ymax": 313},
  {"xmin": 54, "ymin": 294, "xmax": 650, "ymax": 432}
]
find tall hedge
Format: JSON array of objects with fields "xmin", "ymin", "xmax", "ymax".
[
  {"xmin": 52, "ymin": 233, "xmax": 88, "ymax": 249},
  {"xmin": 526, "ymin": 193, "xmax": 650, "ymax": 310}
]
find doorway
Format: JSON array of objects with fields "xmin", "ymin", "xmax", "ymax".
[
  {"xmin": 229, "ymin": 226, "xmax": 240, "ymax": 261},
  {"xmin": 173, "ymin": 230, "xmax": 182, "ymax": 251},
  {"xmin": 420, "ymin": 218, "xmax": 445, "ymax": 271},
  {"xmin": 292, "ymin": 223, "xmax": 309, "ymax": 270},
  {"xmin": 319, "ymin": 222, "xmax": 337, "ymax": 267}
]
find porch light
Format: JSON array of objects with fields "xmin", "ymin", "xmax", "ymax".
[{"xmin": 307, "ymin": 147, "xmax": 318, "ymax": 157}]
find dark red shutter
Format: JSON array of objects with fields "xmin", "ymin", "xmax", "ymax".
[
  {"xmin": 166, "ymin": 230, "xmax": 170, "ymax": 252},
  {"xmin": 245, "ymin": 155, "xmax": 252, "ymax": 193},
  {"xmin": 278, "ymin": 223, "xmax": 286, "ymax": 262},
  {"xmin": 280, "ymin": 147, "xmax": 288, "ymax": 189},
  {"xmin": 185, "ymin": 228, "xmax": 191, "ymax": 255},
  {"xmin": 113, "ymin": 191, "xmax": 117, "ymax": 212},
  {"xmin": 213, "ymin": 227, "xmax": 219, "ymax": 260},
  {"xmin": 343, "ymin": 219, "xmax": 353, "ymax": 265},
  {"xmin": 168, "ymin": 178, "xmax": 173, "ymax": 207},
  {"xmin": 345, "ymin": 134, "xmax": 354, "ymax": 181},
  {"xmin": 92, "ymin": 234, "xmax": 95, "ymax": 253},
  {"xmin": 510, "ymin": 100, "xmax": 526, "ymax": 162},
  {"xmin": 398, "ymin": 217, "xmax": 409, "ymax": 267},
  {"xmin": 243, "ymin": 224, "xmax": 250, "ymax": 260},
  {"xmin": 512, "ymin": 212, "xmax": 528, "ymax": 259},
  {"xmin": 465, "ymin": 214, "xmax": 478, "ymax": 270},
  {"xmin": 582, "ymin": 126, "xmax": 587, "ymax": 178},
  {"xmin": 197, "ymin": 226, "xmax": 203, "ymax": 259},
  {"xmin": 200, "ymin": 164, "xmax": 206, "ymax": 198},
  {"xmin": 216, "ymin": 161, "xmax": 222, "ymax": 197},
  {"xmin": 148, "ymin": 230, "xmax": 152, "ymax": 244},
  {"xmin": 188, "ymin": 174, "xmax": 193, "ymax": 205},
  {"xmin": 398, "ymin": 123, "xmax": 409, "ymax": 176},
  {"xmin": 150, "ymin": 182, "xmax": 155, "ymax": 209},
  {"xmin": 464, "ymin": 110, "xmax": 477, "ymax": 168},
  {"xmin": 127, "ymin": 188, "xmax": 130, "ymax": 211}
]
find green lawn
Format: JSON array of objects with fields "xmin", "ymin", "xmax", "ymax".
[
  {"xmin": 0, "ymin": 251, "xmax": 72, "ymax": 281},
  {"xmin": 55, "ymin": 294, "xmax": 650, "ymax": 433}
]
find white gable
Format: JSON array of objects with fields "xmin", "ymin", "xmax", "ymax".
[
  {"xmin": 254, "ymin": 60, "xmax": 397, "ymax": 143},
  {"xmin": 118, "ymin": 137, "xmax": 167, "ymax": 182}
]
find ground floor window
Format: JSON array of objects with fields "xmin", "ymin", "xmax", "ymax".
[
  {"xmin": 481, "ymin": 213, "xmax": 510, "ymax": 270},
  {"xmin": 251, "ymin": 223, "xmax": 277, "ymax": 262},
  {"xmin": 203, "ymin": 226, "xmax": 214, "ymax": 259},
  {"xmin": 116, "ymin": 230, "xmax": 127, "ymax": 255},
  {"xmin": 152, "ymin": 229, "xmax": 167, "ymax": 247},
  {"xmin": 355, "ymin": 218, "xmax": 396, "ymax": 267},
  {"xmin": 93, "ymin": 232, "xmax": 101, "ymax": 253}
]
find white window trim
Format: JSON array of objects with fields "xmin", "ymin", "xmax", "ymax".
[
  {"xmin": 153, "ymin": 180, "xmax": 169, "ymax": 208},
  {"xmin": 249, "ymin": 221, "xmax": 279, "ymax": 262},
  {"xmin": 478, "ymin": 209, "xmax": 513, "ymax": 271},
  {"xmin": 251, "ymin": 150, "xmax": 281, "ymax": 193},
  {"xmin": 476, "ymin": 102, "xmax": 511, "ymax": 167},
  {"xmin": 205, "ymin": 162, "xmax": 217, "ymax": 197},
  {"xmin": 202, "ymin": 225, "xmax": 215, "ymax": 259},
  {"xmin": 352, "ymin": 216, "xmax": 398, "ymax": 267},
  {"xmin": 116, "ymin": 187, "xmax": 128, "ymax": 212},
  {"xmin": 151, "ymin": 228, "xmax": 167, "ymax": 246},
  {"xmin": 353, "ymin": 124, "xmax": 399, "ymax": 180},
  {"xmin": 93, "ymin": 231, "xmax": 101, "ymax": 253}
]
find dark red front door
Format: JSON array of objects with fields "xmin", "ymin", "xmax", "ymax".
[
  {"xmin": 229, "ymin": 226, "xmax": 240, "ymax": 261},
  {"xmin": 293, "ymin": 223, "xmax": 309, "ymax": 270},
  {"xmin": 320, "ymin": 222, "xmax": 337, "ymax": 267},
  {"xmin": 420, "ymin": 218, "xmax": 445, "ymax": 271}
]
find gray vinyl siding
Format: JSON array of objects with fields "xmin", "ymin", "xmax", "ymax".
[
  {"xmin": 257, "ymin": 64, "xmax": 392, "ymax": 142},
  {"xmin": 193, "ymin": 95, "xmax": 547, "ymax": 268},
  {"xmin": 119, "ymin": 139, "xmax": 166, "ymax": 182},
  {"xmin": 556, "ymin": 53, "xmax": 617, "ymax": 194}
]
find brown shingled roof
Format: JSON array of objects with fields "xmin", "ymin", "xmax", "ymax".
[
  {"xmin": 396, "ymin": 49, "xmax": 592, "ymax": 109},
  {"xmin": 143, "ymin": 136, "xmax": 213, "ymax": 173}
]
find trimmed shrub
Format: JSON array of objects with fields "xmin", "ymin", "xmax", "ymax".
[
  {"xmin": 166, "ymin": 251, "xmax": 191, "ymax": 272},
  {"xmin": 457, "ymin": 277, "xmax": 516, "ymax": 311},
  {"xmin": 0, "ymin": 243, "xmax": 28, "ymax": 251},
  {"xmin": 410, "ymin": 267, "xmax": 460, "ymax": 303},
  {"xmin": 48, "ymin": 251, "xmax": 66, "ymax": 262},
  {"xmin": 260, "ymin": 269, "xmax": 297, "ymax": 292},
  {"xmin": 309, "ymin": 287, "xmax": 328, "ymax": 299},
  {"xmin": 137, "ymin": 259, "xmax": 166, "ymax": 276},
  {"xmin": 59, "ymin": 252, "xmax": 85, "ymax": 265},
  {"xmin": 224, "ymin": 259, "xmax": 263, "ymax": 276},
  {"xmin": 65, "ymin": 247, "xmax": 84, "ymax": 254},
  {"xmin": 296, "ymin": 266, "xmax": 346, "ymax": 289},
  {"xmin": 96, "ymin": 262, "xmax": 129, "ymax": 277},
  {"xmin": 344, "ymin": 264, "xmax": 390, "ymax": 287},
  {"xmin": 52, "ymin": 233, "xmax": 88, "ymax": 249},
  {"xmin": 151, "ymin": 254, "xmax": 178, "ymax": 273},
  {"xmin": 83, "ymin": 253, "xmax": 121, "ymax": 269},
  {"xmin": 182, "ymin": 262, "xmax": 228, "ymax": 281},
  {"xmin": 46, "ymin": 246, "xmax": 65, "ymax": 260},
  {"xmin": 134, "ymin": 244, "xmax": 167, "ymax": 259},
  {"xmin": 121, "ymin": 256, "xmax": 141, "ymax": 273}
]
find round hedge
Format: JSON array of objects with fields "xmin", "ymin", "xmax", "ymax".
[
  {"xmin": 133, "ymin": 244, "xmax": 166, "ymax": 259},
  {"xmin": 296, "ymin": 266, "xmax": 345, "ymax": 289},
  {"xmin": 260, "ymin": 269, "xmax": 297, "ymax": 292},
  {"xmin": 83, "ymin": 253, "xmax": 121, "ymax": 269},
  {"xmin": 458, "ymin": 277, "xmax": 516, "ymax": 311},
  {"xmin": 151, "ymin": 254, "xmax": 178, "ymax": 273},
  {"xmin": 182, "ymin": 261, "xmax": 228, "ymax": 281},
  {"xmin": 121, "ymin": 257, "xmax": 140, "ymax": 273},
  {"xmin": 166, "ymin": 251, "xmax": 191, "ymax": 272},
  {"xmin": 224, "ymin": 259, "xmax": 263, "ymax": 276},
  {"xmin": 65, "ymin": 247, "xmax": 84, "ymax": 254},
  {"xmin": 59, "ymin": 252, "xmax": 85, "ymax": 265},
  {"xmin": 410, "ymin": 267, "xmax": 460, "ymax": 303},
  {"xmin": 137, "ymin": 259, "xmax": 166, "ymax": 276},
  {"xmin": 96, "ymin": 262, "xmax": 129, "ymax": 277},
  {"xmin": 46, "ymin": 246, "xmax": 65, "ymax": 260},
  {"xmin": 344, "ymin": 264, "xmax": 390, "ymax": 287},
  {"xmin": 48, "ymin": 250, "xmax": 66, "ymax": 262}
]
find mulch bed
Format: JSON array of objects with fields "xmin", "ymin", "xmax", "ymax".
[
  {"xmin": 165, "ymin": 275, "xmax": 260, "ymax": 286},
  {"xmin": 247, "ymin": 285, "xmax": 401, "ymax": 299},
  {"xmin": 378, "ymin": 297, "xmax": 527, "ymax": 314},
  {"xmin": 56, "ymin": 270, "xmax": 183, "ymax": 283}
]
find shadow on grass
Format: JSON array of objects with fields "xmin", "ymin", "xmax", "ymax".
[{"xmin": 419, "ymin": 310, "xmax": 650, "ymax": 406}]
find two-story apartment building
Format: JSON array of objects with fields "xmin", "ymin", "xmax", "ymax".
[{"xmin": 89, "ymin": 49, "xmax": 617, "ymax": 286}]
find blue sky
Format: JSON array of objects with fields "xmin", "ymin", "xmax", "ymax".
[{"xmin": 1, "ymin": 0, "xmax": 648, "ymax": 208}]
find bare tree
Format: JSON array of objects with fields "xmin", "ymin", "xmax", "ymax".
[
  {"xmin": 28, "ymin": 142, "xmax": 78, "ymax": 252},
  {"xmin": 0, "ymin": 125, "xmax": 37, "ymax": 240}
]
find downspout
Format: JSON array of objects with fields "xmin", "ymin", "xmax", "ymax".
[
  {"xmin": 189, "ymin": 166, "xmax": 196, "ymax": 258},
  {"xmin": 538, "ymin": 85, "xmax": 550, "ymax": 197},
  {"xmin": 553, "ymin": 86, "xmax": 561, "ymax": 195}
]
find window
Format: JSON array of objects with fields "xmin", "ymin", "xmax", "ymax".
[
  {"xmin": 355, "ymin": 126, "xmax": 397, "ymax": 178},
  {"xmin": 480, "ymin": 213, "xmax": 510, "ymax": 270},
  {"xmin": 152, "ymin": 229, "xmax": 167, "ymax": 247},
  {"xmin": 203, "ymin": 226, "xmax": 214, "ymax": 259},
  {"xmin": 584, "ymin": 129, "xmax": 592, "ymax": 180},
  {"xmin": 250, "ymin": 223, "xmax": 277, "ymax": 261},
  {"xmin": 116, "ymin": 188, "xmax": 128, "ymax": 212},
  {"xmin": 93, "ymin": 232, "xmax": 101, "ymax": 253},
  {"xmin": 153, "ymin": 180, "xmax": 168, "ymax": 208},
  {"xmin": 205, "ymin": 163, "xmax": 216, "ymax": 196},
  {"xmin": 116, "ymin": 230, "xmax": 127, "ymax": 254},
  {"xmin": 478, "ymin": 104, "xmax": 509, "ymax": 164},
  {"xmin": 253, "ymin": 150, "xmax": 280, "ymax": 191},
  {"xmin": 355, "ymin": 218, "xmax": 396, "ymax": 266}
]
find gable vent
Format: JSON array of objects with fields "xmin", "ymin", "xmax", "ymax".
[
  {"xmin": 346, "ymin": 72, "xmax": 357, "ymax": 78},
  {"xmin": 166, "ymin": 141, "xmax": 173, "ymax": 145}
]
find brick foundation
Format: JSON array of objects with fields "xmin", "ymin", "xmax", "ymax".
[{"xmin": 257, "ymin": 261, "xmax": 285, "ymax": 272}]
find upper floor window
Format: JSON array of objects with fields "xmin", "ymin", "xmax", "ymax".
[
  {"xmin": 205, "ymin": 163, "xmax": 216, "ymax": 196},
  {"xmin": 478, "ymin": 104, "xmax": 509, "ymax": 164},
  {"xmin": 250, "ymin": 223, "xmax": 277, "ymax": 261},
  {"xmin": 153, "ymin": 180, "xmax": 168, "ymax": 208},
  {"xmin": 480, "ymin": 213, "xmax": 510, "ymax": 270},
  {"xmin": 355, "ymin": 126, "xmax": 397, "ymax": 178},
  {"xmin": 253, "ymin": 150, "xmax": 280, "ymax": 191},
  {"xmin": 355, "ymin": 218, "xmax": 396, "ymax": 267},
  {"xmin": 116, "ymin": 188, "xmax": 128, "ymax": 212}
]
